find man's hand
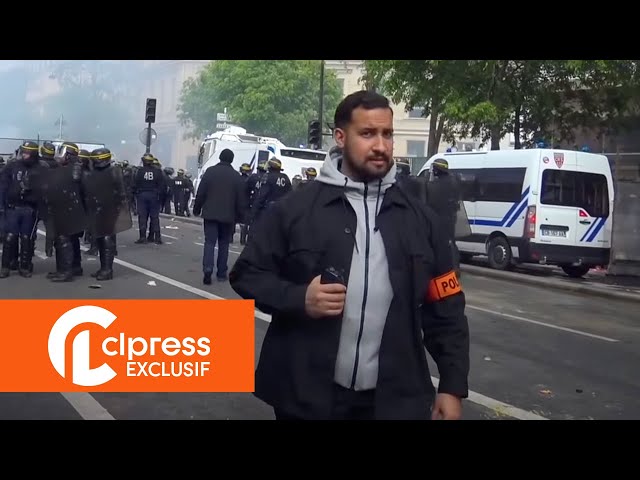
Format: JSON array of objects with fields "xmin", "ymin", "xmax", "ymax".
[
  {"xmin": 431, "ymin": 393, "xmax": 462, "ymax": 420},
  {"xmin": 305, "ymin": 275, "xmax": 346, "ymax": 318}
]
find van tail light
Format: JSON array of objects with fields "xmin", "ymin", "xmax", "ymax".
[{"xmin": 524, "ymin": 206, "xmax": 536, "ymax": 238}]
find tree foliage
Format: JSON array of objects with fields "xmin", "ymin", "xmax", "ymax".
[
  {"xmin": 177, "ymin": 60, "xmax": 343, "ymax": 146},
  {"xmin": 364, "ymin": 60, "xmax": 640, "ymax": 153}
]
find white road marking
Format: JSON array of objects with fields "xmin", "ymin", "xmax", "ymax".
[
  {"xmin": 27, "ymin": 233, "xmax": 544, "ymax": 420},
  {"xmin": 60, "ymin": 392, "xmax": 115, "ymax": 420},
  {"xmin": 161, "ymin": 233, "xmax": 178, "ymax": 240},
  {"xmin": 467, "ymin": 305, "xmax": 619, "ymax": 343}
]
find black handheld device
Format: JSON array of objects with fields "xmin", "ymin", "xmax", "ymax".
[{"xmin": 321, "ymin": 266, "xmax": 345, "ymax": 286}]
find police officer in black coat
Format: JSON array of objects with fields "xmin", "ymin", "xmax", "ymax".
[
  {"xmin": 250, "ymin": 157, "xmax": 291, "ymax": 229},
  {"xmin": 134, "ymin": 153, "xmax": 164, "ymax": 244},
  {"xmin": 0, "ymin": 141, "xmax": 47, "ymax": 278}
]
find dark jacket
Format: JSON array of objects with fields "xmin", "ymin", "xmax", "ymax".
[
  {"xmin": 229, "ymin": 160, "xmax": 470, "ymax": 420},
  {"xmin": 193, "ymin": 162, "xmax": 246, "ymax": 224}
]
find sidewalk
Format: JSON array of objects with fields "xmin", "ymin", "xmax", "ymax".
[{"xmin": 460, "ymin": 264, "xmax": 640, "ymax": 304}]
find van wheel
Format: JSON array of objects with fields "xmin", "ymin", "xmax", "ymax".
[
  {"xmin": 487, "ymin": 237, "xmax": 512, "ymax": 270},
  {"xmin": 561, "ymin": 265, "xmax": 590, "ymax": 278}
]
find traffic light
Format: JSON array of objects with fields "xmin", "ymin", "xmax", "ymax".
[
  {"xmin": 307, "ymin": 120, "xmax": 321, "ymax": 148},
  {"xmin": 145, "ymin": 98, "xmax": 157, "ymax": 124}
]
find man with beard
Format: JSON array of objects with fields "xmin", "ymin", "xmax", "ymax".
[
  {"xmin": 44, "ymin": 142, "xmax": 87, "ymax": 281},
  {"xmin": 229, "ymin": 90, "xmax": 469, "ymax": 421},
  {"xmin": 81, "ymin": 148, "xmax": 132, "ymax": 280},
  {"xmin": 0, "ymin": 141, "xmax": 48, "ymax": 278}
]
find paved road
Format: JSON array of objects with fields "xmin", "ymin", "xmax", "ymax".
[{"xmin": 0, "ymin": 216, "xmax": 638, "ymax": 420}]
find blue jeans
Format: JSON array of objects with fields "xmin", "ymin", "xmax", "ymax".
[{"xmin": 202, "ymin": 220, "xmax": 232, "ymax": 279}]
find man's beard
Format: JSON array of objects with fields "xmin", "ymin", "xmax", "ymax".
[{"xmin": 342, "ymin": 147, "xmax": 392, "ymax": 183}]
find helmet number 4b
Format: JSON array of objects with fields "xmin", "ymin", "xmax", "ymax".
[{"xmin": 144, "ymin": 172, "xmax": 154, "ymax": 181}]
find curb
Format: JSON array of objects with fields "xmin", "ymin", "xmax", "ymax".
[
  {"xmin": 159, "ymin": 213, "xmax": 202, "ymax": 227},
  {"xmin": 460, "ymin": 264, "xmax": 640, "ymax": 304},
  {"xmin": 158, "ymin": 212, "xmax": 640, "ymax": 304}
]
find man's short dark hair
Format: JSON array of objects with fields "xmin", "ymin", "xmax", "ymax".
[
  {"xmin": 334, "ymin": 90, "xmax": 392, "ymax": 129},
  {"xmin": 219, "ymin": 148, "xmax": 234, "ymax": 163}
]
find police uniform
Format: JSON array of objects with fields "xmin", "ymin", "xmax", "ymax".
[{"xmin": 133, "ymin": 153, "xmax": 164, "ymax": 244}]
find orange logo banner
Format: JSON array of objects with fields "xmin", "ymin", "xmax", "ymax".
[{"xmin": 0, "ymin": 300, "xmax": 255, "ymax": 392}]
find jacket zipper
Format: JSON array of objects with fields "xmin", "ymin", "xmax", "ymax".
[{"xmin": 350, "ymin": 183, "xmax": 370, "ymax": 389}]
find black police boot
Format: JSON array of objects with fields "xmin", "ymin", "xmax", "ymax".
[
  {"xmin": 96, "ymin": 235, "xmax": 115, "ymax": 281},
  {"xmin": 135, "ymin": 229, "xmax": 147, "ymax": 244},
  {"xmin": 91, "ymin": 240, "xmax": 106, "ymax": 278},
  {"xmin": 153, "ymin": 230, "xmax": 162, "ymax": 245},
  {"xmin": 50, "ymin": 236, "xmax": 74, "ymax": 282},
  {"xmin": 0, "ymin": 233, "xmax": 17, "ymax": 278},
  {"xmin": 18, "ymin": 234, "xmax": 33, "ymax": 278},
  {"xmin": 71, "ymin": 234, "xmax": 83, "ymax": 276},
  {"xmin": 46, "ymin": 241, "xmax": 62, "ymax": 279}
]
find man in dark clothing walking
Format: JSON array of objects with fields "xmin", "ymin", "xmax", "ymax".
[
  {"xmin": 229, "ymin": 90, "xmax": 470, "ymax": 421},
  {"xmin": 193, "ymin": 148, "xmax": 246, "ymax": 284}
]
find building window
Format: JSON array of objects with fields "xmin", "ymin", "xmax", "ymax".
[
  {"xmin": 408, "ymin": 107, "xmax": 425, "ymax": 118},
  {"xmin": 407, "ymin": 140, "xmax": 425, "ymax": 157}
]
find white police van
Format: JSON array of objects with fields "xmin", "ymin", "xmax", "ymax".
[{"xmin": 418, "ymin": 149, "xmax": 614, "ymax": 278}]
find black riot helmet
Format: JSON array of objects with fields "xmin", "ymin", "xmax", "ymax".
[
  {"xmin": 240, "ymin": 163, "xmax": 251, "ymax": 175},
  {"xmin": 141, "ymin": 153, "xmax": 154, "ymax": 166},
  {"xmin": 257, "ymin": 161, "xmax": 267, "ymax": 173},
  {"xmin": 40, "ymin": 141, "xmax": 56, "ymax": 160},
  {"xmin": 163, "ymin": 167, "xmax": 175, "ymax": 176},
  {"xmin": 20, "ymin": 140, "xmax": 40, "ymax": 165},
  {"xmin": 56, "ymin": 141, "xmax": 80, "ymax": 165},
  {"xmin": 431, "ymin": 158, "xmax": 449, "ymax": 177},
  {"xmin": 78, "ymin": 149, "xmax": 91, "ymax": 169},
  {"xmin": 91, "ymin": 147, "xmax": 112, "ymax": 169}
]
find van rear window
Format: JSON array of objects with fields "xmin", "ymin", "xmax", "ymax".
[{"xmin": 541, "ymin": 169, "xmax": 609, "ymax": 217}]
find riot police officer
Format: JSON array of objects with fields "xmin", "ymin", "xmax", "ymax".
[
  {"xmin": 183, "ymin": 172, "xmax": 194, "ymax": 216},
  {"xmin": 45, "ymin": 142, "xmax": 86, "ymax": 281},
  {"xmin": 297, "ymin": 167, "xmax": 317, "ymax": 189},
  {"xmin": 250, "ymin": 157, "xmax": 291, "ymax": 228},
  {"xmin": 0, "ymin": 141, "xmax": 47, "ymax": 278},
  {"xmin": 81, "ymin": 148, "xmax": 132, "ymax": 280},
  {"xmin": 134, "ymin": 153, "xmax": 164, "ymax": 244},
  {"xmin": 172, "ymin": 169, "xmax": 188, "ymax": 216},
  {"xmin": 121, "ymin": 160, "xmax": 136, "ymax": 216},
  {"xmin": 161, "ymin": 167, "xmax": 174, "ymax": 214}
]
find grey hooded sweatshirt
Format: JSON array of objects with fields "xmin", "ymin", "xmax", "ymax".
[{"xmin": 316, "ymin": 153, "xmax": 397, "ymax": 391}]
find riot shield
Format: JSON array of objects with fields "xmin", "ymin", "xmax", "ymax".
[
  {"xmin": 43, "ymin": 165, "xmax": 87, "ymax": 236},
  {"xmin": 82, "ymin": 165, "xmax": 132, "ymax": 237}
]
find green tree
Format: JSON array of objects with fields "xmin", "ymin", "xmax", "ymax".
[
  {"xmin": 365, "ymin": 60, "xmax": 640, "ymax": 152},
  {"xmin": 177, "ymin": 60, "xmax": 343, "ymax": 146}
]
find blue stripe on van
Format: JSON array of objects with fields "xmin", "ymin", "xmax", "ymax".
[
  {"xmin": 579, "ymin": 218, "xmax": 599, "ymax": 242},
  {"xmin": 586, "ymin": 217, "xmax": 606, "ymax": 243},
  {"xmin": 469, "ymin": 187, "xmax": 530, "ymax": 227}
]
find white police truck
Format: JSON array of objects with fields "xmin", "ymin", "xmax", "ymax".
[{"xmin": 418, "ymin": 149, "xmax": 614, "ymax": 278}]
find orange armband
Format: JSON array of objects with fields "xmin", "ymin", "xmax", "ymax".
[{"xmin": 426, "ymin": 270, "xmax": 462, "ymax": 302}]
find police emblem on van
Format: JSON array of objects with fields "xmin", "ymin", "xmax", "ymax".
[{"xmin": 554, "ymin": 152, "xmax": 564, "ymax": 168}]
